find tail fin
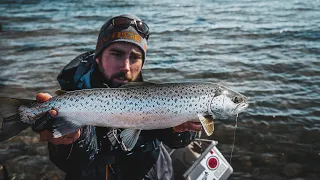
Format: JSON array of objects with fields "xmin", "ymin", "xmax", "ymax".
[{"xmin": 0, "ymin": 97, "xmax": 33, "ymax": 142}]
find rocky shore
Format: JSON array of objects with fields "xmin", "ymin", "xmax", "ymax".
[
  {"xmin": 1, "ymin": 117, "xmax": 319, "ymax": 180},
  {"xmin": 172, "ymin": 119, "xmax": 320, "ymax": 180}
]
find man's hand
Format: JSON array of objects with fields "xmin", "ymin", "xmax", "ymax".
[
  {"xmin": 173, "ymin": 122, "xmax": 202, "ymax": 133},
  {"xmin": 36, "ymin": 93, "xmax": 81, "ymax": 145}
]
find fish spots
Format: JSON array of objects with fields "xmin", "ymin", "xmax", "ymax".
[
  {"xmin": 37, "ymin": 82, "xmax": 240, "ymax": 128},
  {"xmin": 92, "ymin": 91, "xmax": 99, "ymax": 96}
]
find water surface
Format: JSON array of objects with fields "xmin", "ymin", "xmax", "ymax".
[{"xmin": 0, "ymin": 0, "xmax": 319, "ymax": 179}]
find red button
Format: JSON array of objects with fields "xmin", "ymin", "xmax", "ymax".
[{"xmin": 207, "ymin": 157, "xmax": 219, "ymax": 170}]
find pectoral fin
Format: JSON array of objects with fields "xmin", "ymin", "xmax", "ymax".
[
  {"xmin": 197, "ymin": 114, "xmax": 214, "ymax": 136},
  {"xmin": 51, "ymin": 116, "xmax": 83, "ymax": 138},
  {"xmin": 120, "ymin": 129, "xmax": 141, "ymax": 151}
]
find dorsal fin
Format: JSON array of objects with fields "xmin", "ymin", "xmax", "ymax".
[
  {"xmin": 119, "ymin": 82, "xmax": 156, "ymax": 88},
  {"xmin": 55, "ymin": 90, "xmax": 67, "ymax": 96}
]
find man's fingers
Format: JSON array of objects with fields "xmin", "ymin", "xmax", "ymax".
[
  {"xmin": 173, "ymin": 122, "xmax": 202, "ymax": 132},
  {"xmin": 36, "ymin": 93, "xmax": 52, "ymax": 102},
  {"xmin": 39, "ymin": 131, "xmax": 68, "ymax": 145},
  {"xmin": 39, "ymin": 130, "xmax": 53, "ymax": 141},
  {"xmin": 185, "ymin": 122, "xmax": 202, "ymax": 131},
  {"xmin": 50, "ymin": 137, "xmax": 65, "ymax": 145},
  {"xmin": 36, "ymin": 93, "xmax": 57, "ymax": 117},
  {"xmin": 172, "ymin": 124, "xmax": 184, "ymax": 132},
  {"xmin": 46, "ymin": 129, "xmax": 81, "ymax": 145},
  {"xmin": 62, "ymin": 130, "xmax": 81, "ymax": 144},
  {"xmin": 49, "ymin": 109, "xmax": 57, "ymax": 117}
]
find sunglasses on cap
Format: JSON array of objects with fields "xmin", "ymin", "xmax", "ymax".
[{"xmin": 102, "ymin": 16, "xmax": 149, "ymax": 40}]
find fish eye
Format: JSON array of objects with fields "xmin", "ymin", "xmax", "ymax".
[{"xmin": 232, "ymin": 96, "xmax": 241, "ymax": 103}]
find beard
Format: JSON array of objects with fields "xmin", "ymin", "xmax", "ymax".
[
  {"xmin": 96, "ymin": 64, "xmax": 142, "ymax": 88},
  {"xmin": 110, "ymin": 71, "xmax": 134, "ymax": 82},
  {"xmin": 107, "ymin": 71, "xmax": 135, "ymax": 88}
]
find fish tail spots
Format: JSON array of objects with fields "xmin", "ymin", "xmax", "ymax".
[{"xmin": 0, "ymin": 97, "xmax": 33, "ymax": 142}]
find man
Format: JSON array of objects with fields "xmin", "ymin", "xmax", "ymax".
[{"xmin": 35, "ymin": 14, "xmax": 202, "ymax": 180}]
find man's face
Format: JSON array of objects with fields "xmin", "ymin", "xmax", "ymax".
[{"xmin": 96, "ymin": 42, "xmax": 143, "ymax": 88}]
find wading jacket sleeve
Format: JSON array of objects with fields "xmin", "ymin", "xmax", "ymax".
[{"xmin": 47, "ymin": 51, "xmax": 197, "ymax": 175}]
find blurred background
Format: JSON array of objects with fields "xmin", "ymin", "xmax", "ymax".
[{"xmin": 0, "ymin": 0, "xmax": 319, "ymax": 179}]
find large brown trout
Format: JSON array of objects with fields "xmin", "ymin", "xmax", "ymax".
[{"xmin": 0, "ymin": 82, "xmax": 248, "ymax": 150}]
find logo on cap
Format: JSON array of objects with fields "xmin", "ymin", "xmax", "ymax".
[{"xmin": 97, "ymin": 31, "xmax": 143, "ymax": 51}]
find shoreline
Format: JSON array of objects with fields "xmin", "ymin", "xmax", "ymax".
[{"xmin": 1, "ymin": 120, "xmax": 319, "ymax": 179}]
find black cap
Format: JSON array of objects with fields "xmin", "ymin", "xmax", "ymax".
[{"xmin": 94, "ymin": 14, "xmax": 148, "ymax": 62}]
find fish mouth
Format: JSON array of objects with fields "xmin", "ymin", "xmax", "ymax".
[{"xmin": 232, "ymin": 103, "xmax": 249, "ymax": 115}]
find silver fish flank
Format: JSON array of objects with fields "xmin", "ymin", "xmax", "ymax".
[{"xmin": 0, "ymin": 82, "xmax": 248, "ymax": 150}]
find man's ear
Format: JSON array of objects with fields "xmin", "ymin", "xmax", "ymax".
[{"xmin": 95, "ymin": 57, "xmax": 100, "ymax": 64}]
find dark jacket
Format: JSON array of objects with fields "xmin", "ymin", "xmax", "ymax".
[{"xmin": 48, "ymin": 51, "xmax": 197, "ymax": 180}]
